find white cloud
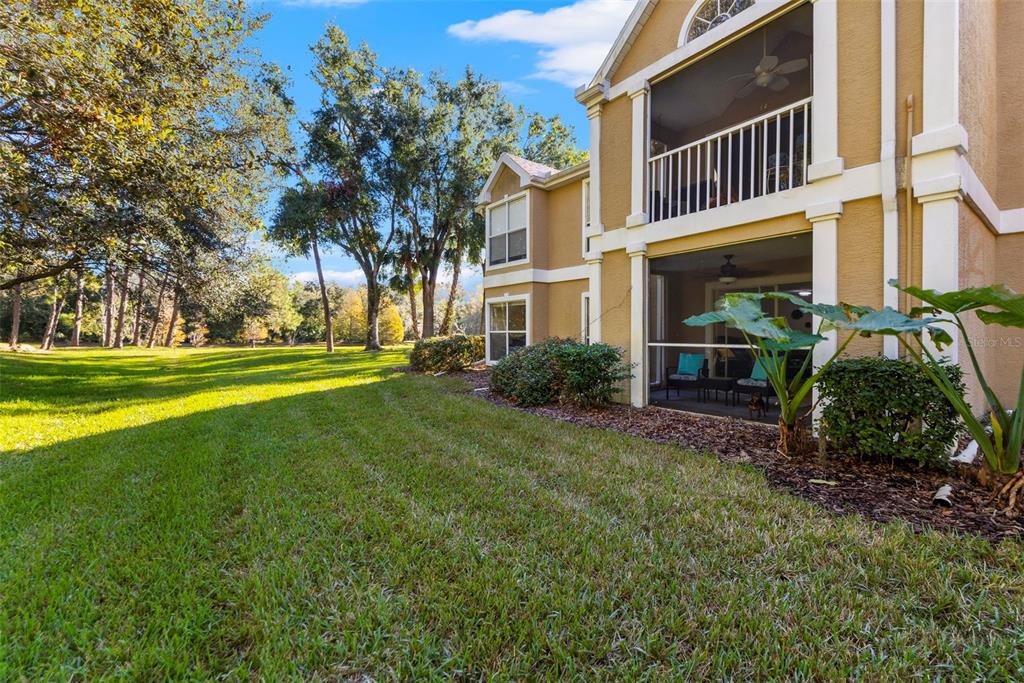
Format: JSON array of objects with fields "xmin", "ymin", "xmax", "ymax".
[
  {"xmin": 499, "ymin": 80, "xmax": 537, "ymax": 96},
  {"xmin": 448, "ymin": 0, "xmax": 635, "ymax": 88},
  {"xmin": 290, "ymin": 269, "xmax": 365, "ymax": 286}
]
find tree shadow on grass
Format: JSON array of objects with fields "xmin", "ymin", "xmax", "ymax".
[{"xmin": 0, "ymin": 347, "xmax": 409, "ymax": 419}]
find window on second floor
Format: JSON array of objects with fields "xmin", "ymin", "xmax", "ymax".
[
  {"xmin": 686, "ymin": 0, "xmax": 756, "ymax": 43},
  {"xmin": 488, "ymin": 194, "xmax": 528, "ymax": 267}
]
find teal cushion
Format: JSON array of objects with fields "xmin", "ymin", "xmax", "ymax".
[
  {"xmin": 676, "ymin": 353, "xmax": 703, "ymax": 377},
  {"xmin": 750, "ymin": 356, "xmax": 778, "ymax": 382}
]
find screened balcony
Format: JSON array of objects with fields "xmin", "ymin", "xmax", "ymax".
[{"xmin": 647, "ymin": 3, "xmax": 812, "ymax": 223}]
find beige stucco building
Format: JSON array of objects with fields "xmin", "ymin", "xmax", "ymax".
[{"xmin": 479, "ymin": 0, "xmax": 1024, "ymax": 414}]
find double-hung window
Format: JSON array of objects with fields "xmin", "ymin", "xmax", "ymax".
[
  {"xmin": 488, "ymin": 195, "xmax": 527, "ymax": 267},
  {"xmin": 581, "ymin": 179, "xmax": 591, "ymax": 256},
  {"xmin": 488, "ymin": 300, "xmax": 527, "ymax": 362}
]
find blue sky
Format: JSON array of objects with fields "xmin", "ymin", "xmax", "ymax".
[{"xmin": 252, "ymin": 0, "xmax": 634, "ymax": 288}]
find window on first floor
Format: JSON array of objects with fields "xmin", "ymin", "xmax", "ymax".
[
  {"xmin": 488, "ymin": 300, "xmax": 527, "ymax": 361},
  {"xmin": 488, "ymin": 194, "xmax": 528, "ymax": 267},
  {"xmin": 581, "ymin": 178, "xmax": 591, "ymax": 256}
]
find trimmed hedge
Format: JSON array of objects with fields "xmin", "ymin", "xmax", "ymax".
[
  {"xmin": 490, "ymin": 339, "xmax": 632, "ymax": 408},
  {"xmin": 818, "ymin": 356, "xmax": 965, "ymax": 468},
  {"xmin": 409, "ymin": 335, "xmax": 485, "ymax": 373}
]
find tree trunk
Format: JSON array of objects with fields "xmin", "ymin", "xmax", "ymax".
[
  {"xmin": 406, "ymin": 270, "xmax": 421, "ymax": 340},
  {"xmin": 164, "ymin": 285, "xmax": 180, "ymax": 347},
  {"xmin": 131, "ymin": 267, "xmax": 146, "ymax": 345},
  {"xmin": 42, "ymin": 283, "xmax": 65, "ymax": 350},
  {"xmin": 478, "ymin": 286, "xmax": 485, "ymax": 335},
  {"xmin": 113, "ymin": 264, "xmax": 130, "ymax": 348},
  {"xmin": 71, "ymin": 268, "xmax": 84, "ymax": 346},
  {"xmin": 364, "ymin": 280, "xmax": 382, "ymax": 351},
  {"xmin": 147, "ymin": 274, "xmax": 169, "ymax": 348},
  {"xmin": 421, "ymin": 269, "xmax": 438, "ymax": 338},
  {"xmin": 312, "ymin": 238, "xmax": 334, "ymax": 353},
  {"xmin": 8, "ymin": 283, "xmax": 21, "ymax": 350},
  {"xmin": 102, "ymin": 265, "xmax": 114, "ymax": 347},
  {"xmin": 438, "ymin": 247, "xmax": 463, "ymax": 336}
]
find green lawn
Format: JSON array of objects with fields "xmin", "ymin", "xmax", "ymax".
[{"xmin": 1, "ymin": 347, "xmax": 1023, "ymax": 679}]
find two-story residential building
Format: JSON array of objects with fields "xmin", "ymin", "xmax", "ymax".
[{"xmin": 478, "ymin": 0, "xmax": 1024, "ymax": 416}]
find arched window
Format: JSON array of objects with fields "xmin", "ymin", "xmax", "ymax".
[{"xmin": 686, "ymin": 0, "xmax": 756, "ymax": 43}]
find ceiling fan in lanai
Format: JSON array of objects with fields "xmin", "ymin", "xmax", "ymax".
[
  {"xmin": 717, "ymin": 254, "xmax": 770, "ymax": 283},
  {"xmin": 730, "ymin": 30, "xmax": 808, "ymax": 98}
]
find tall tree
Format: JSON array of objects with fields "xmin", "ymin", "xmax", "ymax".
[
  {"xmin": 304, "ymin": 27, "xmax": 403, "ymax": 351},
  {"xmin": 8, "ymin": 282, "xmax": 21, "ymax": 350},
  {"xmin": 131, "ymin": 268, "xmax": 146, "ymax": 345},
  {"xmin": 268, "ymin": 186, "xmax": 339, "ymax": 352},
  {"xmin": 113, "ymin": 263, "xmax": 130, "ymax": 349}
]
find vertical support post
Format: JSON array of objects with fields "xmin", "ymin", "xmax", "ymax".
[
  {"xmin": 586, "ymin": 104, "xmax": 603, "ymax": 239},
  {"xmin": 807, "ymin": 202, "xmax": 842, "ymax": 427},
  {"xmin": 808, "ymin": 0, "xmax": 843, "ymax": 181},
  {"xmin": 627, "ymin": 84, "xmax": 649, "ymax": 227},
  {"xmin": 627, "ymin": 242, "xmax": 647, "ymax": 408},
  {"xmin": 587, "ymin": 255, "xmax": 603, "ymax": 344}
]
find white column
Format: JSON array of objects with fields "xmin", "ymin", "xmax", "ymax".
[
  {"xmin": 919, "ymin": 191, "xmax": 961, "ymax": 363},
  {"xmin": 586, "ymin": 104, "xmax": 603, "ymax": 238},
  {"xmin": 807, "ymin": 202, "xmax": 841, "ymax": 427},
  {"xmin": 587, "ymin": 255, "xmax": 603, "ymax": 344},
  {"xmin": 807, "ymin": 0, "xmax": 843, "ymax": 181},
  {"xmin": 626, "ymin": 85, "xmax": 649, "ymax": 227},
  {"xmin": 922, "ymin": 0, "xmax": 959, "ymax": 134},
  {"xmin": 627, "ymin": 242, "xmax": 647, "ymax": 407},
  {"xmin": 880, "ymin": 0, "xmax": 899, "ymax": 359}
]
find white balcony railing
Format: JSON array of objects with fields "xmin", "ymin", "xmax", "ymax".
[{"xmin": 647, "ymin": 97, "xmax": 811, "ymax": 223}]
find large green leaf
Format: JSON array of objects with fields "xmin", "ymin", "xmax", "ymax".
[
  {"xmin": 684, "ymin": 296, "xmax": 793, "ymax": 341},
  {"xmin": 762, "ymin": 329, "xmax": 825, "ymax": 350},
  {"xmin": 836, "ymin": 306, "xmax": 954, "ymax": 348},
  {"xmin": 891, "ymin": 280, "xmax": 1024, "ymax": 327}
]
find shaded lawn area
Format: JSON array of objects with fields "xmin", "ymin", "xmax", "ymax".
[{"xmin": 1, "ymin": 348, "xmax": 1023, "ymax": 679}]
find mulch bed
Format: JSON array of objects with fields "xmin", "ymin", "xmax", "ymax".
[{"xmin": 455, "ymin": 368, "xmax": 1023, "ymax": 543}]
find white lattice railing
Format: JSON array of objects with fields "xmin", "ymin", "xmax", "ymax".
[{"xmin": 647, "ymin": 97, "xmax": 811, "ymax": 223}]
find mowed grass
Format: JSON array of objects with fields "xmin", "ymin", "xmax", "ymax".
[{"xmin": 1, "ymin": 348, "xmax": 1023, "ymax": 680}]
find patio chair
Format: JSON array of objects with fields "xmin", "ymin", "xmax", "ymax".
[
  {"xmin": 665, "ymin": 353, "xmax": 707, "ymax": 400},
  {"xmin": 732, "ymin": 356, "xmax": 778, "ymax": 409}
]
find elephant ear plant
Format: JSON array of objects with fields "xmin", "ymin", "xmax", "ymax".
[
  {"xmin": 881, "ymin": 281, "xmax": 1024, "ymax": 512},
  {"xmin": 684, "ymin": 293, "xmax": 944, "ymax": 457}
]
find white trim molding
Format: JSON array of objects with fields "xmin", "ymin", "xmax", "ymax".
[
  {"xmin": 807, "ymin": 201, "xmax": 841, "ymax": 426},
  {"xmin": 586, "ymin": 105, "xmax": 604, "ymax": 238},
  {"xmin": 880, "ymin": 0, "xmax": 899, "ymax": 359},
  {"xmin": 918, "ymin": 190, "xmax": 961, "ymax": 363},
  {"xmin": 586, "ymin": 254, "xmax": 603, "ymax": 343},
  {"xmin": 483, "ymin": 264, "xmax": 590, "ymax": 289}
]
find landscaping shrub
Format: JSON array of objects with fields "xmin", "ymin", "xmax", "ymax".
[
  {"xmin": 490, "ymin": 339, "xmax": 631, "ymax": 408},
  {"xmin": 409, "ymin": 335, "xmax": 484, "ymax": 373},
  {"xmin": 818, "ymin": 356, "xmax": 965, "ymax": 468}
]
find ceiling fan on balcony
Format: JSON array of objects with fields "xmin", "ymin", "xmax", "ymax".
[
  {"xmin": 730, "ymin": 31, "xmax": 808, "ymax": 98},
  {"xmin": 718, "ymin": 254, "xmax": 770, "ymax": 283}
]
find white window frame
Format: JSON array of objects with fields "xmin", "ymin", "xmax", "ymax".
[
  {"xmin": 485, "ymin": 191, "xmax": 530, "ymax": 272},
  {"xmin": 485, "ymin": 294, "xmax": 531, "ymax": 364},
  {"xmin": 580, "ymin": 292, "xmax": 591, "ymax": 344},
  {"xmin": 581, "ymin": 178, "xmax": 592, "ymax": 257}
]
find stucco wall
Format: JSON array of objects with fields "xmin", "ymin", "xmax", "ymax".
[
  {"xmin": 958, "ymin": 203, "xmax": 998, "ymax": 410},
  {"xmin": 991, "ymin": 230, "xmax": 1024, "ymax": 408},
  {"xmin": 529, "ymin": 190, "xmax": 549, "ymax": 270},
  {"xmin": 611, "ymin": 0, "xmax": 697, "ymax": 86},
  {"xmin": 491, "ymin": 165, "xmax": 522, "ymax": 200},
  {"xmin": 600, "ymin": 249, "xmax": 633, "ymax": 403},
  {"xmin": 837, "ymin": 198, "xmax": 885, "ymax": 356},
  {"xmin": 895, "ymin": 0, "xmax": 923, "ymax": 159},
  {"xmin": 546, "ymin": 279, "xmax": 589, "ymax": 340},
  {"xmin": 996, "ymin": 0, "xmax": 1024, "ymax": 208},
  {"xmin": 960, "ymin": 0, "xmax": 1000, "ymax": 205},
  {"xmin": 838, "ymin": 0, "xmax": 881, "ymax": 170},
  {"xmin": 646, "ymin": 213, "xmax": 809, "ymax": 259},
  {"xmin": 545, "ymin": 181, "xmax": 586, "ymax": 271},
  {"xmin": 600, "ymin": 96, "xmax": 632, "ymax": 231}
]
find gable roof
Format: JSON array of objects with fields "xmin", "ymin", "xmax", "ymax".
[
  {"xmin": 476, "ymin": 153, "xmax": 559, "ymax": 205},
  {"xmin": 587, "ymin": 0, "xmax": 660, "ymax": 89}
]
